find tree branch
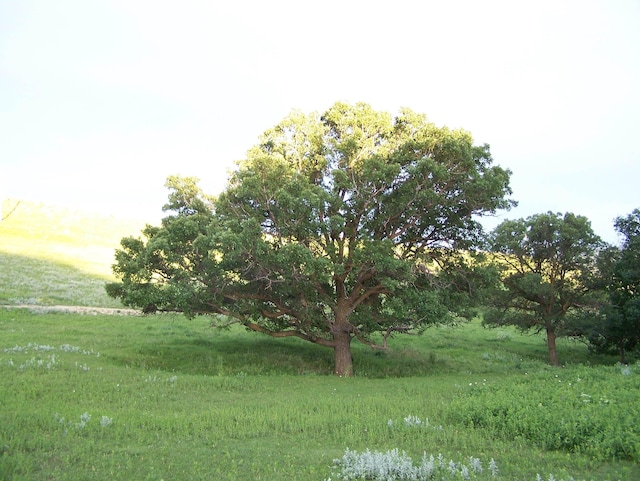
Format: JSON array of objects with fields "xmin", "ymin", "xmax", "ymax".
[
  {"xmin": 244, "ymin": 321, "xmax": 334, "ymax": 347},
  {"xmin": 1, "ymin": 200, "xmax": 21, "ymax": 222}
]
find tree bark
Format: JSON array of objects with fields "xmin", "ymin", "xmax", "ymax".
[
  {"xmin": 332, "ymin": 328, "xmax": 354, "ymax": 377},
  {"xmin": 546, "ymin": 326, "xmax": 559, "ymax": 366},
  {"xmin": 619, "ymin": 345, "xmax": 627, "ymax": 365}
]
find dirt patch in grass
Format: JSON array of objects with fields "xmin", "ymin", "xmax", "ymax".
[{"xmin": 0, "ymin": 304, "xmax": 140, "ymax": 316}]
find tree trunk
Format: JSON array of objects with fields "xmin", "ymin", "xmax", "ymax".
[
  {"xmin": 546, "ymin": 326, "xmax": 559, "ymax": 366},
  {"xmin": 333, "ymin": 329, "xmax": 353, "ymax": 377},
  {"xmin": 619, "ymin": 345, "xmax": 627, "ymax": 365}
]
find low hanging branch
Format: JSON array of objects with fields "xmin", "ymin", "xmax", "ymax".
[{"xmin": 1, "ymin": 200, "xmax": 21, "ymax": 222}]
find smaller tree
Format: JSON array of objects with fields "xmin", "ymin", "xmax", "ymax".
[
  {"xmin": 588, "ymin": 209, "xmax": 640, "ymax": 363},
  {"xmin": 484, "ymin": 212, "xmax": 603, "ymax": 366}
]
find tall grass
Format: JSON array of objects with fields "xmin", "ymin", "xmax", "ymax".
[
  {"xmin": 1, "ymin": 311, "xmax": 636, "ymax": 480},
  {"xmin": 449, "ymin": 363, "xmax": 640, "ymax": 459}
]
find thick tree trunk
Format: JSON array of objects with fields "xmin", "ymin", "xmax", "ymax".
[
  {"xmin": 546, "ymin": 326, "xmax": 559, "ymax": 366},
  {"xmin": 332, "ymin": 329, "xmax": 353, "ymax": 377}
]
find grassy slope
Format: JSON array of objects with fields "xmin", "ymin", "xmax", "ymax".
[{"xmin": 0, "ymin": 199, "xmax": 146, "ymax": 307}]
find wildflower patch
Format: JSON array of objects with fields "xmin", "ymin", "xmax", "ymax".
[
  {"xmin": 325, "ymin": 448, "xmax": 496, "ymax": 481},
  {"xmin": 2, "ymin": 342, "xmax": 100, "ymax": 371},
  {"xmin": 54, "ymin": 412, "xmax": 113, "ymax": 434}
]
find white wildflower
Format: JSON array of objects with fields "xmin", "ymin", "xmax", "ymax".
[
  {"xmin": 489, "ymin": 458, "xmax": 499, "ymax": 476},
  {"xmin": 100, "ymin": 416, "xmax": 113, "ymax": 427},
  {"xmin": 469, "ymin": 456, "xmax": 482, "ymax": 472}
]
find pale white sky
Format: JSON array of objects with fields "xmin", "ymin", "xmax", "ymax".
[{"xmin": 1, "ymin": 0, "xmax": 638, "ymax": 243}]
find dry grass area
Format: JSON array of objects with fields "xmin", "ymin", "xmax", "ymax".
[
  {"xmin": 1, "ymin": 198, "xmax": 147, "ymax": 278},
  {"xmin": 0, "ymin": 198, "xmax": 148, "ymax": 307}
]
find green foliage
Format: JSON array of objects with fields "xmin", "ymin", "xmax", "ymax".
[
  {"xmin": 162, "ymin": 175, "xmax": 215, "ymax": 215},
  {"xmin": 588, "ymin": 209, "xmax": 640, "ymax": 363},
  {"xmin": 484, "ymin": 212, "xmax": 604, "ymax": 365},
  {"xmin": 448, "ymin": 364, "xmax": 640, "ymax": 463},
  {"xmin": 107, "ymin": 102, "xmax": 514, "ymax": 375}
]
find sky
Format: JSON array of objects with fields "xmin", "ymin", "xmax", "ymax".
[{"xmin": 1, "ymin": 0, "xmax": 639, "ymax": 244}]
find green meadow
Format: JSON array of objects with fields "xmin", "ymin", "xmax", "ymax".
[{"xmin": 1, "ymin": 201, "xmax": 638, "ymax": 480}]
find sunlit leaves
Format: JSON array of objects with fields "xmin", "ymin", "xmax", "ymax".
[
  {"xmin": 107, "ymin": 102, "xmax": 515, "ymax": 374},
  {"xmin": 484, "ymin": 212, "xmax": 604, "ymax": 364}
]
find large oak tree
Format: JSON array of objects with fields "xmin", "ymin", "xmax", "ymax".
[{"xmin": 107, "ymin": 102, "xmax": 514, "ymax": 376}]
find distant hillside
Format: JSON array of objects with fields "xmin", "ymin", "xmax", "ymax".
[{"xmin": 0, "ymin": 198, "xmax": 149, "ymax": 307}]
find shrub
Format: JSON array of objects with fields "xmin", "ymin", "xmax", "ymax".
[{"xmin": 447, "ymin": 364, "xmax": 640, "ymax": 462}]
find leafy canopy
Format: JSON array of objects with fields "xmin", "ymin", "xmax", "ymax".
[
  {"xmin": 589, "ymin": 209, "xmax": 640, "ymax": 362},
  {"xmin": 484, "ymin": 212, "xmax": 603, "ymax": 365},
  {"xmin": 107, "ymin": 102, "xmax": 514, "ymax": 375}
]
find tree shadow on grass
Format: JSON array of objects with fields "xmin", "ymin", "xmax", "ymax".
[
  {"xmin": 108, "ymin": 317, "xmax": 561, "ymax": 378},
  {"xmin": 110, "ymin": 331, "xmax": 331, "ymax": 376},
  {"xmin": 114, "ymin": 329, "xmax": 448, "ymax": 378},
  {"xmin": 107, "ymin": 317, "xmax": 621, "ymax": 378}
]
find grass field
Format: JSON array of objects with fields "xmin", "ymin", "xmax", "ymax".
[{"xmin": 1, "ymin": 200, "xmax": 638, "ymax": 480}]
